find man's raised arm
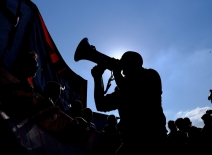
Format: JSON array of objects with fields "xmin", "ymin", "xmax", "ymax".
[{"xmin": 91, "ymin": 65, "xmax": 106, "ymax": 111}]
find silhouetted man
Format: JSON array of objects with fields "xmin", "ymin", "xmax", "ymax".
[
  {"xmin": 91, "ymin": 51, "xmax": 167, "ymax": 154},
  {"xmin": 167, "ymin": 120, "xmax": 178, "ymax": 145},
  {"xmin": 0, "ymin": 51, "xmax": 41, "ymax": 119},
  {"xmin": 174, "ymin": 118, "xmax": 188, "ymax": 151},
  {"xmin": 82, "ymin": 107, "xmax": 96, "ymax": 130},
  {"xmin": 183, "ymin": 117, "xmax": 201, "ymax": 153},
  {"xmin": 201, "ymin": 113, "xmax": 212, "ymax": 153},
  {"xmin": 101, "ymin": 114, "xmax": 121, "ymax": 155},
  {"xmin": 0, "ymin": 51, "xmax": 42, "ymax": 154}
]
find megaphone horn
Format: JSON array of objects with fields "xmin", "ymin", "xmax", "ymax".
[{"xmin": 74, "ymin": 38, "xmax": 118, "ymax": 71}]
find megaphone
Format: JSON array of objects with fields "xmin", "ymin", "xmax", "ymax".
[{"xmin": 74, "ymin": 38, "xmax": 118, "ymax": 71}]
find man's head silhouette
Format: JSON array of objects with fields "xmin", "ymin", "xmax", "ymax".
[
  {"xmin": 120, "ymin": 51, "xmax": 143, "ymax": 76},
  {"xmin": 13, "ymin": 51, "xmax": 39, "ymax": 80}
]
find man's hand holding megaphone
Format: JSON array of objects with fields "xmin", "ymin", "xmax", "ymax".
[
  {"xmin": 91, "ymin": 58, "xmax": 124, "ymax": 92},
  {"xmin": 91, "ymin": 65, "xmax": 106, "ymax": 79}
]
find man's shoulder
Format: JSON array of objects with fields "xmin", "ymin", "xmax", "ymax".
[
  {"xmin": 145, "ymin": 68, "xmax": 159, "ymax": 74},
  {"xmin": 191, "ymin": 126, "xmax": 201, "ymax": 132},
  {"xmin": 144, "ymin": 68, "xmax": 161, "ymax": 79}
]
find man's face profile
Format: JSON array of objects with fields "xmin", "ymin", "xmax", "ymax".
[
  {"xmin": 119, "ymin": 51, "xmax": 143, "ymax": 76},
  {"xmin": 25, "ymin": 58, "xmax": 39, "ymax": 78}
]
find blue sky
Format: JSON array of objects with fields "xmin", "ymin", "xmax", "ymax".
[{"xmin": 32, "ymin": 0, "xmax": 212, "ymax": 127}]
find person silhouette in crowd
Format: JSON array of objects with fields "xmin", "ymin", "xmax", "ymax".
[
  {"xmin": 168, "ymin": 120, "xmax": 188, "ymax": 153},
  {"xmin": 201, "ymin": 113, "xmax": 212, "ymax": 152},
  {"xmin": 99, "ymin": 114, "xmax": 121, "ymax": 155},
  {"xmin": 66, "ymin": 100, "xmax": 86, "ymax": 137},
  {"xmin": 102, "ymin": 114, "xmax": 119, "ymax": 134},
  {"xmin": 59, "ymin": 100, "xmax": 85, "ymax": 145},
  {"xmin": 183, "ymin": 117, "xmax": 201, "ymax": 153},
  {"xmin": 175, "ymin": 118, "xmax": 186, "ymax": 133},
  {"xmin": 174, "ymin": 118, "xmax": 188, "ymax": 151},
  {"xmin": 201, "ymin": 113, "xmax": 212, "ymax": 133},
  {"xmin": 82, "ymin": 107, "xmax": 96, "ymax": 130},
  {"xmin": 0, "ymin": 51, "xmax": 44, "ymax": 119},
  {"xmin": 81, "ymin": 107, "xmax": 100, "ymax": 155},
  {"xmin": 12, "ymin": 51, "xmax": 39, "ymax": 83},
  {"xmin": 33, "ymin": 81, "xmax": 64, "ymax": 123},
  {"xmin": 104, "ymin": 114, "xmax": 121, "ymax": 138},
  {"xmin": 91, "ymin": 51, "xmax": 167, "ymax": 154},
  {"xmin": 167, "ymin": 120, "xmax": 178, "ymax": 146}
]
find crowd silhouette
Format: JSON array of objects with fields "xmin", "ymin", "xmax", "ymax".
[{"xmin": 0, "ymin": 50, "xmax": 212, "ymax": 155}]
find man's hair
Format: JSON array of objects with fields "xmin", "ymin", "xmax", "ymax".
[
  {"xmin": 18, "ymin": 51, "xmax": 38, "ymax": 61},
  {"xmin": 120, "ymin": 51, "xmax": 143, "ymax": 67},
  {"xmin": 14, "ymin": 51, "xmax": 38, "ymax": 67},
  {"xmin": 168, "ymin": 120, "xmax": 175, "ymax": 127},
  {"xmin": 184, "ymin": 117, "xmax": 192, "ymax": 126},
  {"xmin": 201, "ymin": 113, "xmax": 211, "ymax": 121},
  {"xmin": 174, "ymin": 118, "xmax": 184, "ymax": 127},
  {"xmin": 107, "ymin": 114, "xmax": 117, "ymax": 125},
  {"xmin": 82, "ymin": 107, "xmax": 93, "ymax": 121}
]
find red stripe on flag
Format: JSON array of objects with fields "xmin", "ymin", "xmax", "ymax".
[
  {"xmin": 58, "ymin": 68, "xmax": 67, "ymax": 74},
  {"xmin": 38, "ymin": 12, "xmax": 55, "ymax": 53},
  {"xmin": 28, "ymin": 77, "xmax": 33, "ymax": 86},
  {"xmin": 50, "ymin": 53, "xmax": 59, "ymax": 63}
]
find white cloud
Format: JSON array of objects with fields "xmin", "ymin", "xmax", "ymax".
[{"xmin": 175, "ymin": 106, "xmax": 211, "ymax": 127}]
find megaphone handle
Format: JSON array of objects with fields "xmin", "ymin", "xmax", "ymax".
[
  {"xmin": 104, "ymin": 72, "xmax": 114, "ymax": 94},
  {"xmin": 104, "ymin": 83, "xmax": 111, "ymax": 94}
]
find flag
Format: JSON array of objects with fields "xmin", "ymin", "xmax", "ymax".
[{"xmin": 0, "ymin": 0, "xmax": 87, "ymax": 110}]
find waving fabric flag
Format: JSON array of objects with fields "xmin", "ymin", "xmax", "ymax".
[{"xmin": 0, "ymin": 0, "xmax": 87, "ymax": 110}]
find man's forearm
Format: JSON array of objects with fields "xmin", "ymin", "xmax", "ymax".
[{"xmin": 93, "ymin": 77, "xmax": 105, "ymax": 111}]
